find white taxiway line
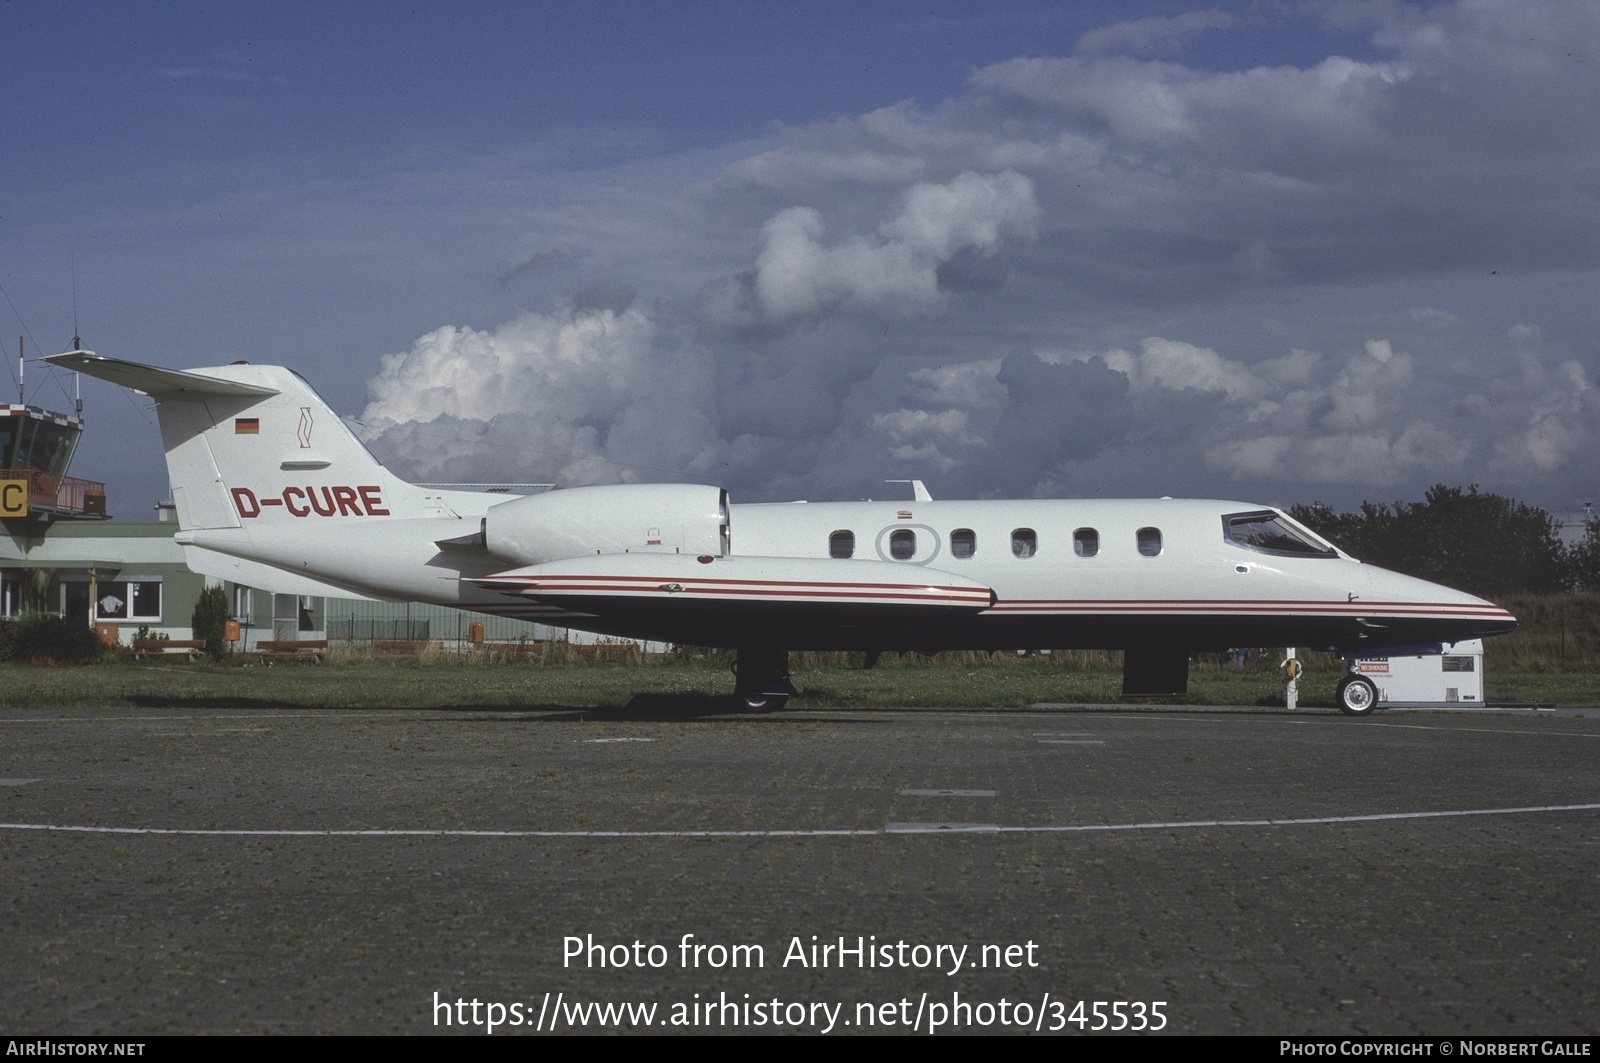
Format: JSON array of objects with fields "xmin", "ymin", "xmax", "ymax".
[
  {"xmin": 1365, "ymin": 722, "xmax": 1600, "ymax": 739},
  {"xmin": 2, "ymin": 802, "xmax": 1596, "ymax": 839}
]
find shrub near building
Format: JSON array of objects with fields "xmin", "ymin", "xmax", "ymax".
[
  {"xmin": 9, "ymin": 615, "xmax": 106, "ymax": 665},
  {"xmin": 191, "ymin": 586, "xmax": 231, "ymax": 661}
]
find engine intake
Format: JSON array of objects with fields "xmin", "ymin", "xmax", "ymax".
[{"xmin": 483, "ymin": 483, "xmax": 729, "ymax": 566}]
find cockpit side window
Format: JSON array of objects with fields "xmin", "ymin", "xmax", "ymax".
[
  {"xmin": 829, "ymin": 530, "xmax": 855, "ymax": 559},
  {"xmin": 1224, "ymin": 511, "xmax": 1338, "ymax": 558}
]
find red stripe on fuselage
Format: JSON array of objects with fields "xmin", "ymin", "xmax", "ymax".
[
  {"xmin": 510, "ymin": 573, "xmax": 985, "ymax": 594},
  {"xmin": 520, "ymin": 585, "xmax": 990, "ymax": 603}
]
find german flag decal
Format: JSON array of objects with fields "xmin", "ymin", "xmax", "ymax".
[{"xmin": 235, "ymin": 418, "xmax": 260, "ymax": 434}]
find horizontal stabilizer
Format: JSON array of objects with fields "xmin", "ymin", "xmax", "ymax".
[{"xmin": 45, "ymin": 352, "xmax": 280, "ymax": 398}]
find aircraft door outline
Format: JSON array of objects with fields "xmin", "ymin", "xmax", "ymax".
[{"xmin": 873, "ymin": 523, "xmax": 941, "ymax": 565}]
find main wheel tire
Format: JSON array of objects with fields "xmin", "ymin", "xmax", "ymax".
[{"xmin": 1336, "ymin": 675, "xmax": 1378, "ymax": 716}]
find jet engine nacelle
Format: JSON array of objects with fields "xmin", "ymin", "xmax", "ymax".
[{"xmin": 483, "ymin": 483, "xmax": 729, "ymax": 566}]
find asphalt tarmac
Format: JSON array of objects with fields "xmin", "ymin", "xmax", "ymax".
[{"xmin": 2, "ymin": 702, "xmax": 1596, "ymax": 1036}]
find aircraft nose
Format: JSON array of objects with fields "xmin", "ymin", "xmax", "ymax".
[{"xmin": 1356, "ymin": 564, "xmax": 1517, "ymax": 636}]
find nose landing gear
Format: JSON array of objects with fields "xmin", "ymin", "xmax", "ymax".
[{"xmin": 1335, "ymin": 674, "xmax": 1378, "ymax": 716}]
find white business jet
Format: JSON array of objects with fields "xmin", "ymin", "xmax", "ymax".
[{"xmin": 48, "ymin": 351, "xmax": 1516, "ymax": 715}]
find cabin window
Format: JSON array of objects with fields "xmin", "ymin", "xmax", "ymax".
[
  {"xmin": 1011, "ymin": 528, "xmax": 1037, "ymax": 558},
  {"xmin": 950, "ymin": 528, "xmax": 976, "ymax": 559},
  {"xmin": 1073, "ymin": 528, "xmax": 1099, "ymax": 558},
  {"xmin": 1223, "ymin": 511, "xmax": 1338, "ymax": 558},
  {"xmin": 829, "ymin": 530, "xmax": 855, "ymax": 559},
  {"xmin": 889, "ymin": 528, "xmax": 917, "ymax": 560},
  {"xmin": 1136, "ymin": 527, "xmax": 1163, "ymax": 557}
]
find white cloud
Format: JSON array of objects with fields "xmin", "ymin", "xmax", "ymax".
[
  {"xmin": 1073, "ymin": 337, "xmax": 1266, "ymax": 400},
  {"xmin": 362, "ymin": 307, "xmax": 656, "ymax": 429},
  {"xmin": 906, "ymin": 360, "xmax": 1006, "ymax": 409},
  {"xmin": 1077, "ymin": 10, "xmax": 1236, "ymax": 58},
  {"xmin": 703, "ymin": 170, "xmax": 1040, "ymax": 331},
  {"xmin": 871, "ymin": 408, "xmax": 981, "ymax": 473},
  {"xmin": 352, "ymin": 0, "xmax": 1600, "ymax": 509},
  {"xmin": 358, "ymin": 304, "xmax": 724, "ymax": 487}
]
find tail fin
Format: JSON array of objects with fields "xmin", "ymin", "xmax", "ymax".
[{"xmin": 47, "ymin": 353, "xmax": 438, "ymax": 529}]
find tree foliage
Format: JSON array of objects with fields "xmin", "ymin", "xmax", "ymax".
[
  {"xmin": 1290, "ymin": 485, "xmax": 1568, "ymax": 598},
  {"xmin": 191, "ymin": 585, "xmax": 231, "ymax": 660},
  {"xmin": 1570, "ymin": 518, "xmax": 1600, "ymax": 593}
]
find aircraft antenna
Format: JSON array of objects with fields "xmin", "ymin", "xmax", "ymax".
[{"xmin": 886, "ymin": 479, "xmax": 933, "ymax": 502}]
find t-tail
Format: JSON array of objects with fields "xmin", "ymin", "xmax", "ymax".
[
  {"xmin": 45, "ymin": 352, "xmax": 510, "ymax": 602},
  {"xmin": 47, "ymin": 352, "xmax": 447, "ymax": 528}
]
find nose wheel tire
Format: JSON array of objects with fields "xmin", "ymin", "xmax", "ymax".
[{"xmin": 1336, "ymin": 675, "xmax": 1378, "ymax": 716}]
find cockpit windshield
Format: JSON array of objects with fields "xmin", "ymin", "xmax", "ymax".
[{"xmin": 1223, "ymin": 511, "xmax": 1338, "ymax": 558}]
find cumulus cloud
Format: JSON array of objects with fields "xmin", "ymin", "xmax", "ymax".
[
  {"xmin": 871, "ymin": 408, "xmax": 981, "ymax": 473},
  {"xmin": 359, "ymin": 0, "xmax": 1600, "ymax": 510},
  {"xmin": 699, "ymin": 170, "xmax": 1039, "ymax": 332},
  {"xmin": 362, "ymin": 306, "xmax": 655, "ymax": 430},
  {"xmin": 358, "ymin": 304, "xmax": 720, "ymax": 486},
  {"xmin": 1077, "ymin": 337, "xmax": 1267, "ymax": 400}
]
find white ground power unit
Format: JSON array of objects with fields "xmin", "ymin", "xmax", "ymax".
[{"xmin": 1336, "ymin": 639, "xmax": 1485, "ymax": 714}]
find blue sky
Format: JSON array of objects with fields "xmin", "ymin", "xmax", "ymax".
[{"xmin": 4, "ymin": 1, "xmax": 1598, "ymax": 517}]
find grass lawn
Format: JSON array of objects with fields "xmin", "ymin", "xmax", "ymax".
[{"xmin": 0, "ymin": 655, "xmax": 1593, "ymax": 710}]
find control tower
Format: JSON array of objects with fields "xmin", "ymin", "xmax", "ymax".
[{"xmin": 0, "ymin": 343, "xmax": 107, "ymax": 521}]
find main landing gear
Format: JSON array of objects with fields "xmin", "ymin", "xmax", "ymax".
[{"xmin": 732, "ymin": 646, "xmax": 794, "ymax": 711}]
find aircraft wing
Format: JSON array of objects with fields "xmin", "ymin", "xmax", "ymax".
[{"xmin": 470, "ymin": 552, "xmax": 994, "ymax": 643}]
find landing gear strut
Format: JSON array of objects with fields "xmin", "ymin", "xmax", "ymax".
[{"xmin": 732, "ymin": 646, "xmax": 794, "ymax": 711}]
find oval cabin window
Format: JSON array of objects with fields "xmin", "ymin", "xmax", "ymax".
[
  {"xmin": 1073, "ymin": 528, "xmax": 1099, "ymax": 558},
  {"xmin": 1011, "ymin": 528, "xmax": 1037, "ymax": 558},
  {"xmin": 1137, "ymin": 527, "xmax": 1163, "ymax": 557},
  {"xmin": 829, "ymin": 530, "xmax": 855, "ymax": 559},
  {"xmin": 890, "ymin": 528, "xmax": 917, "ymax": 560},
  {"xmin": 951, "ymin": 528, "xmax": 976, "ymax": 558}
]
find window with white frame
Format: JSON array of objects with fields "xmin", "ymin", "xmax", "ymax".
[
  {"xmin": 70, "ymin": 578, "xmax": 163, "ymax": 622},
  {"xmin": 233, "ymin": 585, "xmax": 253, "ymax": 624}
]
